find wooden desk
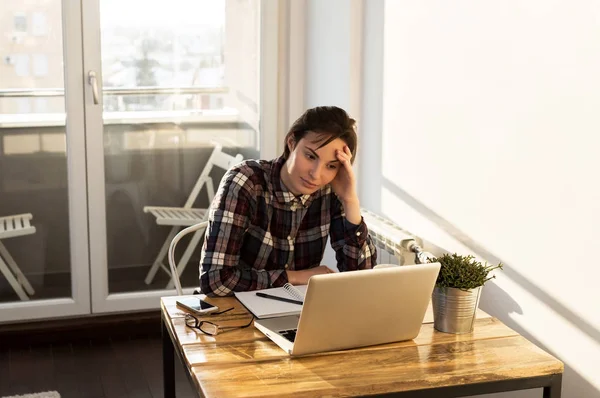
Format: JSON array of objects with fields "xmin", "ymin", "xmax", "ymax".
[{"xmin": 161, "ymin": 296, "xmax": 563, "ymax": 398}]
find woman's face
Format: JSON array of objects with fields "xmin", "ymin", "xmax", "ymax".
[{"xmin": 281, "ymin": 131, "xmax": 347, "ymax": 195}]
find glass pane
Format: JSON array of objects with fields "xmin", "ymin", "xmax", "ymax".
[
  {"xmin": 0, "ymin": 1, "xmax": 72, "ymax": 302},
  {"xmin": 99, "ymin": 0, "xmax": 261, "ymax": 293}
]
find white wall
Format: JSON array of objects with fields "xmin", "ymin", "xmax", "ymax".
[
  {"xmin": 376, "ymin": 1, "xmax": 600, "ymax": 397},
  {"xmin": 307, "ymin": 1, "xmax": 600, "ymax": 397}
]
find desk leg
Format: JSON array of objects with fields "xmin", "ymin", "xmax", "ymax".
[
  {"xmin": 162, "ymin": 316, "xmax": 176, "ymax": 398},
  {"xmin": 543, "ymin": 374, "xmax": 562, "ymax": 398}
]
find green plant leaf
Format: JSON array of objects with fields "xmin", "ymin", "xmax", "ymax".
[{"xmin": 432, "ymin": 253, "xmax": 503, "ymax": 290}]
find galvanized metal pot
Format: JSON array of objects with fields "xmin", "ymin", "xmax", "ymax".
[{"xmin": 432, "ymin": 286, "xmax": 482, "ymax": 334}]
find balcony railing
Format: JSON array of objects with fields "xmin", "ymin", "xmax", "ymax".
[
  {"xmin": 0, "ymin": 86, "xmax": 228, "ymax": 98},
  {"xmin": 0, "ymin": 86, "xmax": 237, "ymax": 128}
]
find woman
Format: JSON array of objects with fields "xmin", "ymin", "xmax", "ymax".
[{"xmin": 199, "ymin": 106, "xmax": 377, "ymax": 296}]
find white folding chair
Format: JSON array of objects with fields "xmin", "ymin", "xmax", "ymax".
[
  {"xmin": 0, "ymin": 213, "xmax": 36, "ymax": 300},
  {"xmin": 167, "ymin": 214, "xmax": 431, "ymax": 295},
  {"xmin": 144, "ymin": 143, "xmax": 243, "ymax": 289},
  {"xmin": 168, "ymin": 221, "xmax": 209, "ymax": 296}
]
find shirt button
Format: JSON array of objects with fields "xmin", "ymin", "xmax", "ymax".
[
  {"xmin": 284, "ymin": 263, "xmax": 289, "ymax": 269},
  {"xmin": 356, "ymin": 231, "xmax": 362, "ymax": 236}
]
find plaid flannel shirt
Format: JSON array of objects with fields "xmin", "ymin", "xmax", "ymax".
[{"xmin": 199, "ymin": 156, "xmax": 377, "ymax": 296}]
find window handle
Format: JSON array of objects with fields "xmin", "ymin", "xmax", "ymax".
[{"xmin": 88, "ymin": 70, "xmax": 99, "ymax": 105}]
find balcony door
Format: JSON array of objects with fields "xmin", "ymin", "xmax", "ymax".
[
  {"xmin": 0, "ymin": 0, "xmax": 283, "ymax": 322},
  {"xmin": 0, "ymin": 1, "xmax": 91, "ymax": 322},
  {"xmin": 82, "ymin": 0, "xmax": 280, "ymax": 313}
]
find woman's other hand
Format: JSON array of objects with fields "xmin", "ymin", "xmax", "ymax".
[{"xmin": 286, "ymin": 266, "xmax": 335, "ymax": 285}]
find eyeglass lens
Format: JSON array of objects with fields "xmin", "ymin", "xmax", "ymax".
[{"xmin": 199, "ymin": 321, "xmax": 219, "ymax": 335}]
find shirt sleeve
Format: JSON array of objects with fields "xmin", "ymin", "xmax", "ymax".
[
  {"xmin": 329, "ymin": 196, "xmax": 378, "ymax": 271},
  {"xmin": 199, "ymin": 167, "xmax": 287, "ymax": 297}
]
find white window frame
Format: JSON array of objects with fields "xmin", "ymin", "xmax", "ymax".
[
  {"xmin": 262, "ymin": 0, "xmax": 307, "ymax": 158},
  {"xmin": 0, "ymin": 0, "xmax": 92, "ymax": 323}
]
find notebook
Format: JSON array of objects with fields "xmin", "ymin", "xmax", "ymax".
[
  {"xmin": 254, "ymin": 263, "xmax": 441, "ymax": 356},
  {"xmin": 234, "ymin": 283, "xmax": 308, "ymax": 319}
]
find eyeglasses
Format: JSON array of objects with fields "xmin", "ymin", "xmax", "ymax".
[{"xmin": 184, "ymin": 313, "xmax": 255, "ymax": 336}]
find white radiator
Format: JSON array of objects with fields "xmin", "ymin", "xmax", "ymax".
[{"xmin": 361, "ymin": 209, "xmax": 431, "ymax": 265}]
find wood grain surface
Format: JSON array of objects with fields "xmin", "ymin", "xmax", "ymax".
[{"xmin": 161, "ymin": 296, "xmax": 563, "ymax": 398}]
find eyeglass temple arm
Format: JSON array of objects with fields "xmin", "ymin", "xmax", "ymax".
[
  {"xmin": 168, "ymin": 221, "xmax": 209, "ymax": 296},
  {"xmin": 219, "ymin": 316, "xmax": 255, "ymax": 330}
]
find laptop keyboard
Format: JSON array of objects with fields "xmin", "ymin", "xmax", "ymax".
[{"xmin": 279, "ymin": 329, "xmax": 297, "ymax": 342}]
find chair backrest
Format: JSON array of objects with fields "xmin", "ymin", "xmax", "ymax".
[
  {"xmin": 169, "ymin": 221, "xmax": 209, "ymax": 295},
  {"xmin": 183, "ymin": 143, "xmax": 244, "ymax": 208}
]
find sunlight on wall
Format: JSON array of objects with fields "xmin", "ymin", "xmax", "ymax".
[
  {"xmin": 490, "ymin": 275, "xmax": 600, "ymax": 393},
  {"xmin": 378, "ymin": 1, "xmax": 600, "ymax": 396}
]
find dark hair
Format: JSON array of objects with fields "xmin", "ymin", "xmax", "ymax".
[{"xmin": 282, "ymin": 106, "xmax": 358, "ymax": 164}]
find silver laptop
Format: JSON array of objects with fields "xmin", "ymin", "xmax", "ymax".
[{"xmin": 254, "ymin": 262, "xmax": 441, "ymax": 356}]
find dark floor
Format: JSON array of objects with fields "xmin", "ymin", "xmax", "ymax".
[{"xmin": 0, "ymin": 334, "xmax": 198, "ymax": 398}]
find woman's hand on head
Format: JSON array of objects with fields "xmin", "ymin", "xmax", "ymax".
[
  {"xmin": 330, "ymin": 145, "xmax": 362, "ymax": 224},
  {"xmin": 330, "ymin": 145, "xmax": 358, "ymax": 204},
  {"xmin": 286, "ymin": 266, "xmax": 335, "ymax": 285}
]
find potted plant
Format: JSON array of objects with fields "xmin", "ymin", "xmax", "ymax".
[{"xmin": 431, "ymin": 253, "xmax": 502, "ymax": 334}]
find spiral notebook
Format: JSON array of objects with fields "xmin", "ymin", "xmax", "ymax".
[{"xmin": 234, "ymin": 283, "xmax": 308, "ymax": 319}]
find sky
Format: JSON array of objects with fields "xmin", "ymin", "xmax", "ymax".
[{"xmin": 99, "ymin": 0, "xmax": 225, "ymax": 29}]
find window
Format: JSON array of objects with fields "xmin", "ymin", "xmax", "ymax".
[
  {"xmin": 14, "ymin": 13, "xmax": 27, "ymax": 33},
  {"xmin": 14, "ymin": 54, "xmax": 30, "ymax": 77},
  {"xmin": 99, "ymin": 0, "xmax": 227, "ymax": 113},
  {"xmin": 32, "ymin": 12, "xmax": 47, "ymax": 36},
  {"xmin": 33, "ymin": 54, "xmax": 49, "ymax": 76}
]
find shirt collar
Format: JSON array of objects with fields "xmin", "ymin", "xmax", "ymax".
[{"xmin": 271, "ymin": 156, "xmax": 321, "ymax": 208}]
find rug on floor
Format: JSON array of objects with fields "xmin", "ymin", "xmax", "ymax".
[{"xmin": 1, "ymin": 392, "xmax": 60, "ymax": 398}]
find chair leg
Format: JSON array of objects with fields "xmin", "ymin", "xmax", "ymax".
[
  {"xmin": 145, "ymin": 227, "xmax": 179, "ymax": 285},
  {"xmin": 0, "ymin": 241, "xmax": 35, "ymax": 296},
  {"xmin": 0, "ymin": 254, "xmax": 30, "ymax": 301},
  {"xmin": 165, "ymin": 228, "xmax": 205, "ymax": 290}
]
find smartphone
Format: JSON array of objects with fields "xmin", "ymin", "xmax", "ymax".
[{"xmin": 176, "ymin": 297, "xmax": 219, "ymax": 315}]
